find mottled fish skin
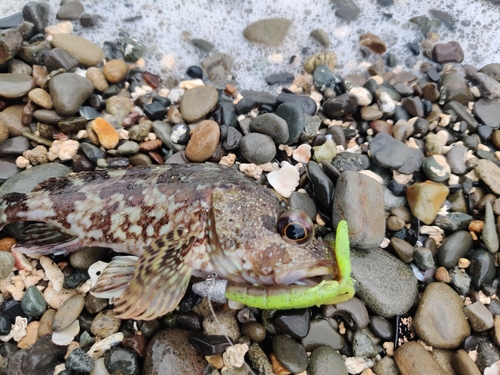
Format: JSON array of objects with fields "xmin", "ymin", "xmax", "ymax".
[{"xmin": 0, "ymin": 163, "xmax": 335, "ymax": 319}]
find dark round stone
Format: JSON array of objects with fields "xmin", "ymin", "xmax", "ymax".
[
  {"xmin": 144, "ymin": 101, "xmax": 169, "ymax": 121},
  {"xmin": 234, "ymin": 97, "xmax": 255, "ymax": 116},
  {"xmin": 104, "ymin": 347, "xmax": 140, "ymax": 375},
  {"xmin": 186, "ymin": 65, "xmax": 203, "ymax": 79},
  {"xmin": 0, "ymin": 313, "xmax": 12, "ymax": 335},
  {"xmin": 272, "ymin": 334, "xmax": 309, "ymax": 374},
  {"xmin": 241, "ymin": 321, "xmax": 266, "ymax": 343},
  {"xmin": 370, "ymin": 316, "xmax": 394, "ymax": 341},
  {"xmin": 478, "ymin": 125, "xmax": 493, "ymax": 142},
  {"xmin": 427, "ymin": 68, "xmax": 441, "ymax": 82},
  {"xmin": 407, "ymin": 41, "xmax": 420, "ymax": 55},
  {"xmin": 72, "ymin": 153, "xmax": 95, "ymax": 172},
  {"xmin": 63, "ymin": 269, "xmax": 90, "ymax": 289},
  {"xmin": 176, "ymin": 311, "xmax": 202, "ymax": 332}
]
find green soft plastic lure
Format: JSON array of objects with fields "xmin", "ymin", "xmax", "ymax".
[{"xmin": 224, "ymin": 220, "xmax": 355, "ymax": 309}]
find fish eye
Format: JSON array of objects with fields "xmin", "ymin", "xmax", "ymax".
[{"xmin": 277, "ymin": 209, "xmax": 314, "ymax": 245}]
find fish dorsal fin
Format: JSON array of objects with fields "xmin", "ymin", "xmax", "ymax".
[
  {"xmin": 12, "ymin": 223, "xmax": 76, "ymax": 255},
  {"xmin": 112, "ymin": 227, "xmax": 196, "ymax": 320},
  {"xmin": 90, "ymin": 256, "xmax": 138, "ymax": 299}
]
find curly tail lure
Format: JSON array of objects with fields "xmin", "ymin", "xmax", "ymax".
[{"xmin": 220, "ymin": 220, "xmax": 355, "ymax": 309}]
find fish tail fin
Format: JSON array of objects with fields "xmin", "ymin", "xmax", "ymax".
[{"xmin": 111, "ymin": 227, "xmax": 197, "ymax": 320}]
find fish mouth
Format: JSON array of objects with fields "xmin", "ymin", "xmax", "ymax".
[{"xmin": 274, "ymin": 264, "xmax": 333, "ymax": 285}]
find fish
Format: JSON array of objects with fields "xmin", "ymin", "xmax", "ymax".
[{"xmin": 0, "ymin": 163, "xmax": 340, "ymax": 320}]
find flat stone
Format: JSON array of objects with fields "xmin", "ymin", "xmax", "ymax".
[
  {"xmin": 243, "ymin": 18, "xmax": 292, "ymax": 46},
  {"xmin": 0, "ymin": 73, "xmax": 34, "ymax": 99},
  {"xmin": 179, "ymin": 85, "xmax": 218, "ymax": 123},
  {"xmin": 463, "ymin": 302, "xmax": 494, "ymax": 332},
  {"xmin": 51, "ymin": 33, "xmax": 104, "ymax": 67},
  {"xmin": 275, "ymin": 102, "xmax": 305, "ymax": 144},
  {"xmin": 0, "ymin": 104, "xmax": 29, "ymax": 136},
  {"xmin": 272, "ymin": 334, "xmax": 308, "ymax": 374},
  {"xmin": 49, "ymin": 73, "xmax": 94, "ymax": 116},
  {"xmin": 475, "ymin": 159, "xmax": 500, "ymax": 195},
  {"xmin": 332, "ymin": 171, "xmax": 385, "ymax": 249},
  {"xmin": 350, "ymin": 247, "xmax": 418, "ymax": 318},
  {"xmin": 413, "ymin": 282, "xmax": 470, "ymax": 348},
  {"xmin": 359, "ymin": 32, "xmax": 387, "ymax": 54},
  {"xmin": 0, "ymin": 29, "xmax": 23, "ymax": 67},
  {"xmin": 474, "ymin": 98, "xmax": 500, "ymax": 129},
  {"xmin": 308, "ymin": 346, "xmax": 347, "ymax": 375}
]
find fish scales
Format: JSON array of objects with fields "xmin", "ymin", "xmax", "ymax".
[{"xmin": 0, "ymin": 163, "xmax": 336, "ymax": 319}]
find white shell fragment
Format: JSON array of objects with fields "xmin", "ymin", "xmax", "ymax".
[
  {"xmin": 0, "ymin": 316, "xmax": 27, "ymax": 342},
  {"xmin": 52, "ymin": 319, "xmax": 80, "ymax": 346},
  {"xmin": 87, "ymin": 332, "xmax": 124, "ymax": 359},
  {"xmin": 88, "ymin": 261, "xmax": 109, "ymax": 288},
  {"xmin": 292, "ymin": 144, "xmax": 312, "ymax": 163},
  {"xmin": 91, "ymin": 357, "xmax": 111, "ymax": 375},
  {"xmin": 40, "ymin": 256, "xmax": 65, "ymax": 292},
  {"xmin": 267, "ymin": 161, "xmax": 300, "ymax": 198}
]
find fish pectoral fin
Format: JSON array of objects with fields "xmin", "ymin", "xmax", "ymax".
[
  {"xmin": 112, "ymin": 227, "xmax": 196, "ymax": 320},
  {"xmin": 91, "ymin": 256, "xmax": 138, "ymax": 299},
  {"xmin": 12, "ymin": 222, "xmax": 76, "ymax": 254}
]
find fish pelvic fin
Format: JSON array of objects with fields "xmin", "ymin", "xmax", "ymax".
[
  {"xmin": 12, "ymin": 223, "xmax": 76, "ymax": 255},
  {"xmin": 91, "ymin": 256, "xmax": 138, "ymax": 299},
  {"xmin": 112, "ymin": 227, "xmax": 196, "ymax": 320}
]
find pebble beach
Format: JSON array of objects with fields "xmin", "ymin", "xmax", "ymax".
[{"xmin": 1, "ymin": 1, "xmax": 500, "ymax": 374}]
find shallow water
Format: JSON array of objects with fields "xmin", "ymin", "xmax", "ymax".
[{"xmin": 1, "ymin": 0, "xmax": 500, "ymax": 90}]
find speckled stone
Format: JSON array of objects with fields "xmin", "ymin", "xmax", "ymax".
[
  {"xmin": 90, "ymin": 310, "xmax": 121, "ymax": 338},
  {"xmin": 350, "ymin": 247, "xmax": 417, "ymax": 318}
]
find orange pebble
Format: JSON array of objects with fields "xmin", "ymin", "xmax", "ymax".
[
  {"xmin": 91, "ymin": 117, "xmax": 119, "ymax": 149},
  {"xmin": 269, "ymin": 353, "xmax": 292, "ymax": 375},
  {"xmin": 0, "ymin": 237, "xmax": 16, "ymax": 251},
  {"xmin": 468, "ymin": 220, "xmax": 484, "ymax": 234}
]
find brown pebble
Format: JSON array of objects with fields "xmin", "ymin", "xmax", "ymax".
[
  {"xmin": 269, "ymin": 353, "xmax": 292, "ymax": 375},
  {"xmin": 123, "ymin": 334, "xmax": 148, "ymax": 357},
  {"xmin": 205, "ymin": 354, "xmax": 224, "ymax": 369},
  {"xmin": 86, "ymin": 67, "xmax": 109, "ymax": 92},
  {"xmin": 432, "ymin": 41, "xmax": 464, "ymax": 64},
  {"xmin": 38, "ymin": 309, "xmax": 56, "ymax": 337},
  {"xmin": 103, "ymin": 59, "xmax": 129, "ymax": 83},
  {"xmin": 359, "ymin": 32, "xmax": 387, "ymax": 54},
  {"xmin": 148, "ymin": 151, "xmax": 164, "ymax": 164},
  {"xmin": 18, "ymin": 321, "xmax": 39, "ymax": 349},
  {"xmin": 91, "ymin": 117, "xmax": 120, "ymax": 149},
  {"xmin": 185, "ymin": 120, "xmax": 220, "ymax": 162},
  {"xmin": 394, "ymin": 341, "xmax": 448, "ymax": 375},
  {"xmin": 32, "ymin": 65, "xmax": 49, "ymax": 88},
  {"xmin": 468, "ymin": 220, "xmax": 484, "ymax": 234},
  {"xmin": 434, "ymin": 267, "xmax": 451, "ymax": 283},
  {"xmin": 142, "ymin": 72, "xmax": 160, "ymax": 89},
  {"xmin": 492, "ymin": 130, "xmax": 500, "ymax": 150},
  {"xmin": 28, "ymin": 88, "xmax": 53, "ymax": 109},
  {"xmin": 0, "ymin": 237, "xmax": 16, "ymax": 251},
  {"xmin": 139, "ymin": 139, "xmax": 163, "ymax": 151},
  {"xmin": 386, "ymin": 215, "xmax": 406, "ymax": 231},
  {"xmin": 224, "ymin": 83, "xmax": 237, "ymax": 97},
  {"xmin": 493, "ymin": 316, "xmax": 500, "ymax": 347}
]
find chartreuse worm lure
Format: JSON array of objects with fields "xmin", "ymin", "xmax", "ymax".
[{"xmin": 224, "ymin": 220, "xmax": 355, "ymax": 309}]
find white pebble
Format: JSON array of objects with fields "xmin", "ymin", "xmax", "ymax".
[
  {"xmin": 15, "ymin": 156, "xmax": 30, "ymax": 169},
  {"xmin": 11, "ymin": 316, "xmax": 28, "ymax": 342},
  {"xmin": 267, "ymin": 161, "xmax": 299, "ymax": 198},
  {"xmin": 53, "ymin": 364, "xmax": 67, "ymax": 375},
  {"xmin": 180, "ymin": 79, "xmax": 204, "ymax": 90},
  {"xmin": 344, "ymin": 356, "xmax": 376, "ymax": 374},
  {"xmin": 40, "ymin": 256, "xmax": 64, "ymax": 292},
  {"xmin": 76, "ymin": 130, "xmax": 88, "ymax": 139},
  {"xmin": 48, "ymin": 140, "xmax": 80, "ymax": 161},
  {"xmin": 87, "ymin": 332, "xmax": 124, "ymax": 359},
  {"xmin": 160, "ymin": 55, "xmax": 176, "ymax": 70},
  {"xmin": 148, "ymin": 132, "xmax": 156, "ymax": 140},
  {"xmin": 118, "ymin": 129, "xmax": 129, "ymax": 140},
  {"xmin": 349, "ymin": 86, "xmax": 372, "ymax": 106},
  {"xmin": 485, "ymin": 360, "xmax": 500, "ymax": 375},
  {"xmin": 223, "ymin": 343, "xmax": 249, "ymax": 369},
  {"xmin": 52, "ymin": 320, "xmax": 80, "ymax": 346}
]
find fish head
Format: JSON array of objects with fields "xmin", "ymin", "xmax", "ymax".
[{"xmin": 206, "ymin": 187, "xmax": 337, "ymax": 286}]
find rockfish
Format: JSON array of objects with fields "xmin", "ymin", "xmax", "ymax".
[{"xmin": 0, "ymin": 163, "xmax": 349, "ymax": 320}]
